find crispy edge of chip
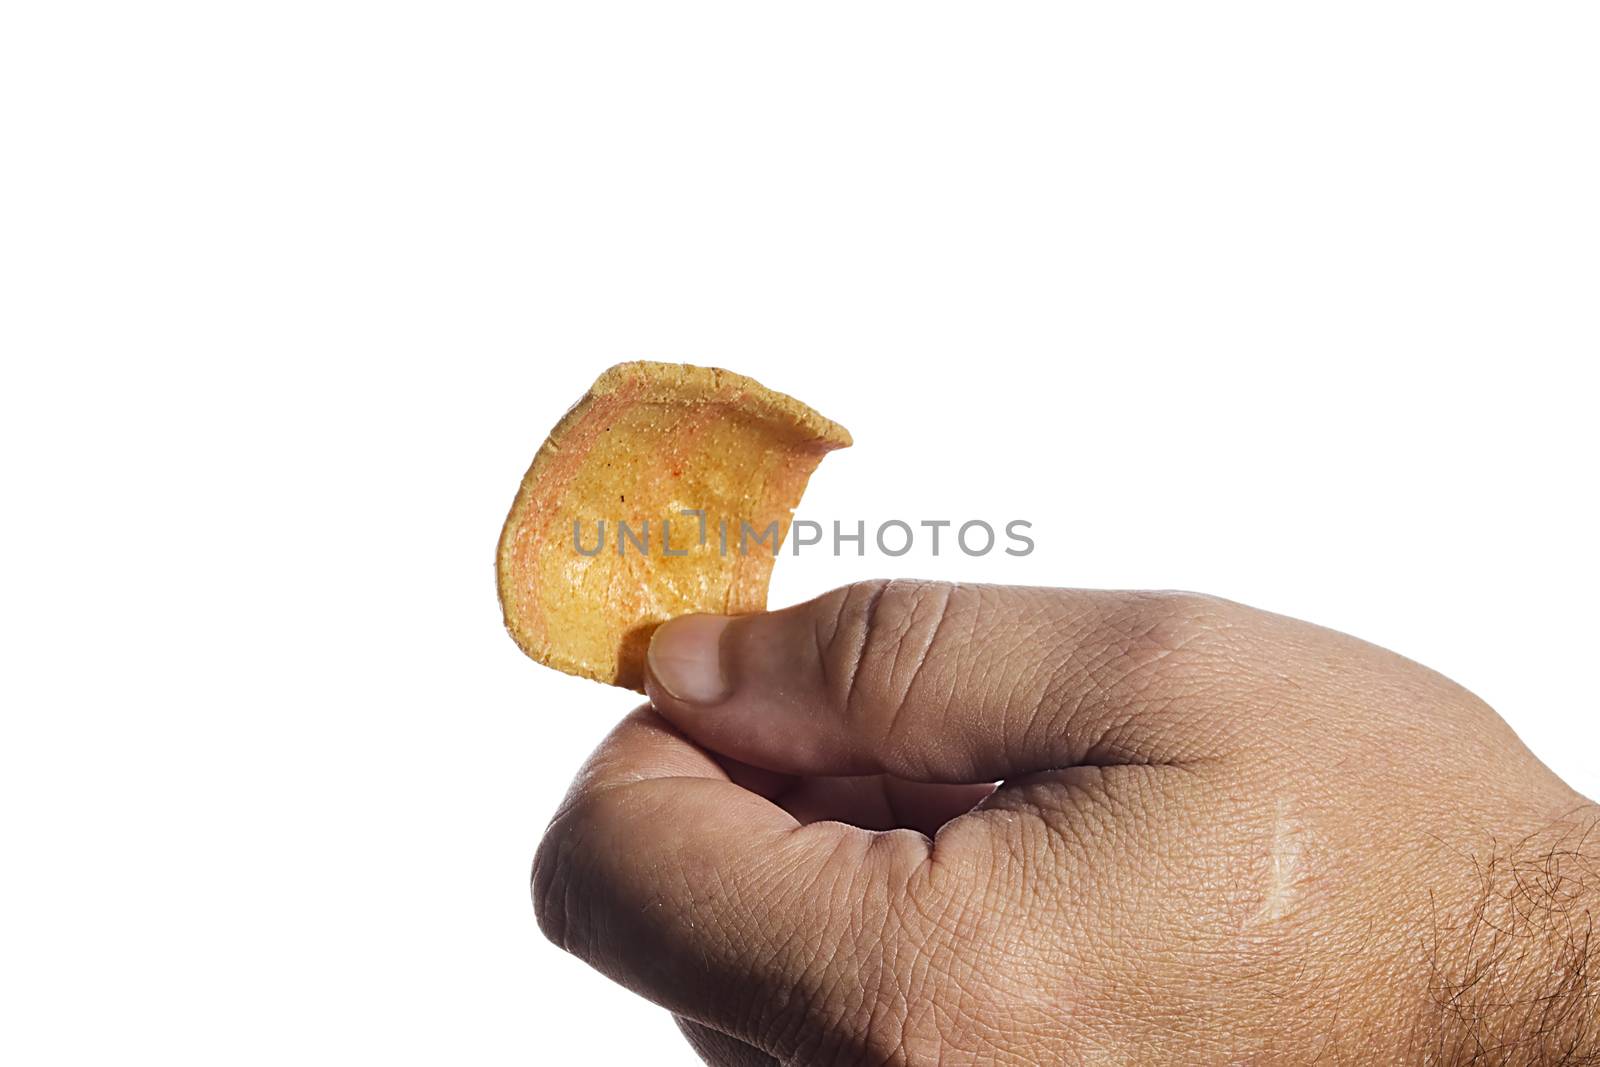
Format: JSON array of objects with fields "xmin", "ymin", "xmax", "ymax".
[{"xmin": 496, "ymin": 361, "xmax": 851, "ymax": 689}]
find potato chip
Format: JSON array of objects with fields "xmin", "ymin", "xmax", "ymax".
[{"xmin": 497, "ymin": 361, "xmax": 851, "ymax": 690}]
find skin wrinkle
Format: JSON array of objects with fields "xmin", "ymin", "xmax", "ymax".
[
  {"xmin": 540, "ymin": 747, "xmax": 871, "ymax": 1059},
  {"xmin": 878, "ymin": 894, "xmax": 916, "ymax": 1066},
  {"xmin": 983, "ymin": 767, "xmax": 1141, "ymax": 893},
  {"xmin": 985, "ymin": 607, "xmax": 1049, "ymax": 777},
  {"xmin": 1074, "ymin": 603, "xmax": 1230, "ymax": 766},
  {"xmin": 879, "ymin": 582, "xmax": 960, "ymax": 780},
  {"xmin": 918, "ymin": 918, "xmax": 987, "ymax": 1057},
  {"xmin": 797, "ymin": 891, "xmax": 868, "ymax": 1064},
  {"xmin": 1016, "ymin": 648, "xmax": 1076, "ymax": 773},
  {"xmin": 808, "ymin": 584, "xmax": 855, "ymax": 712},
  {"xmin": 809, "ymin": 612, "xmax": 833, "ymax": 700},
  {"xmin": 865, "ymin": 583, "xmax": 935, "ymax": 773},
  {"xmin": 760, "ymin": 836, "xmax": 865, "ymax": 1061},
  {"xmin": 677, "ymin": 1019, "xmax": 779, "ymax": 1067},
  {"xmin": 831, "ymin": 835, "xmax": 927, "ymax": 1065},
  {"xmin": 840, "ymin": 579, "xmax": 892, "ymax": 724},
  {"xmin": 1044, "ymin": 605, "xmax": 1160, "ymax": 765},
  {"xmin": 881, "ymin": 877, "xmax": 942, "ymax": 1064},
  {"xmin": 840, "ymin": 836, "xmax": 915, "ymax": 1051},
  {"xmin": 891, "ymin": 583, "xmax": 952, "ymax": 698},
  {"xmin": 907, "ymin": 851, "xmax": 1065, "ymax": 1065},
  {"xmin": 544, "ymin": 584, "xmax": 1599, "ymax": 1065}
]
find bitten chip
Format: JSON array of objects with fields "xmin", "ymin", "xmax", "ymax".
[{"xmin": 497, "ymin": 361, "xmax": 851, "ymax": 690}]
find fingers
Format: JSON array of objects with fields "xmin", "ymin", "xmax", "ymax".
[
  {"xmin": 645, "ymin": 580, "xmax": 1262, "ymax": 782},
  {"xmin": 532, "ymin": 706, "xmax": 930, "ymax": 1053},
  {"xmin": 675, "ymin": 1018, "xmax": 780, "ymax": 1067}
]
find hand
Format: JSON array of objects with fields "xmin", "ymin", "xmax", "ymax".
[{"xmin": 533, "ymin": 582, "xmax": 1598, "ymax": 1065}]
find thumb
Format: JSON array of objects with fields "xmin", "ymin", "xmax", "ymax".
[{"xmin": 644, "ymin": 580, "xmax": 1251, "ymax": 782}]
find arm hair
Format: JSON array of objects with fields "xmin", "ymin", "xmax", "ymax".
[{"xmin": 1420, "ymin": 806, "xmax": 1600, "ymax": 1066}]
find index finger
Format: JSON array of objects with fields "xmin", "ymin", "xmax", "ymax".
[{"xmin": 532, "ymin": 706, "xmax": 930, "ymax": 1058}]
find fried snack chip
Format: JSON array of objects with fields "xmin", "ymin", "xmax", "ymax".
[{"xmin": 497, "ymin": 362, "xmax": 851, "ymax": 690}]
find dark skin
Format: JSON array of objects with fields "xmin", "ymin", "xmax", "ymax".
[{"xmin": 534, "ymin": 582, "xmax": 1599, "ymax": 1065}]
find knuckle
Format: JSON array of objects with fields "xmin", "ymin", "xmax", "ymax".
[
  {"xmin": 1066, "ymin": 591, "xmax": 1254, "ymax": 756},
  {"xmin": 529, "ymin": 790, "xmax": 620, "ymax": 959},
  {"xmin": 530, "ymin": 813, "xmax": 583, "ymax": 954},
  {"xmin": 1024, "ymin": 591, "xmax": 1244, "ymax": 758},
  {"xmin": 814, "ymin": 580, "xmax": 963, "ymax": 760},
  {"xmin": 1108, "ymin": 589, "xmax": 1236, "ymax": 666}
]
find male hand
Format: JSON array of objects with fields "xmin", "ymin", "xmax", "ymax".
[{"xmin": 533, "ymin": 582, "xmax": 1598, "ymax": 1064}]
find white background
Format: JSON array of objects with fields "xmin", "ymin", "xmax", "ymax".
[{"xmin": 3, "ymin": 3, "xmax": 1596, "ymax": 1064}]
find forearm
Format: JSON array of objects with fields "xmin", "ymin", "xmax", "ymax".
[{"xmin": 1421, "ymin": 803, "xmax": 1600, "ymax": 1065}]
